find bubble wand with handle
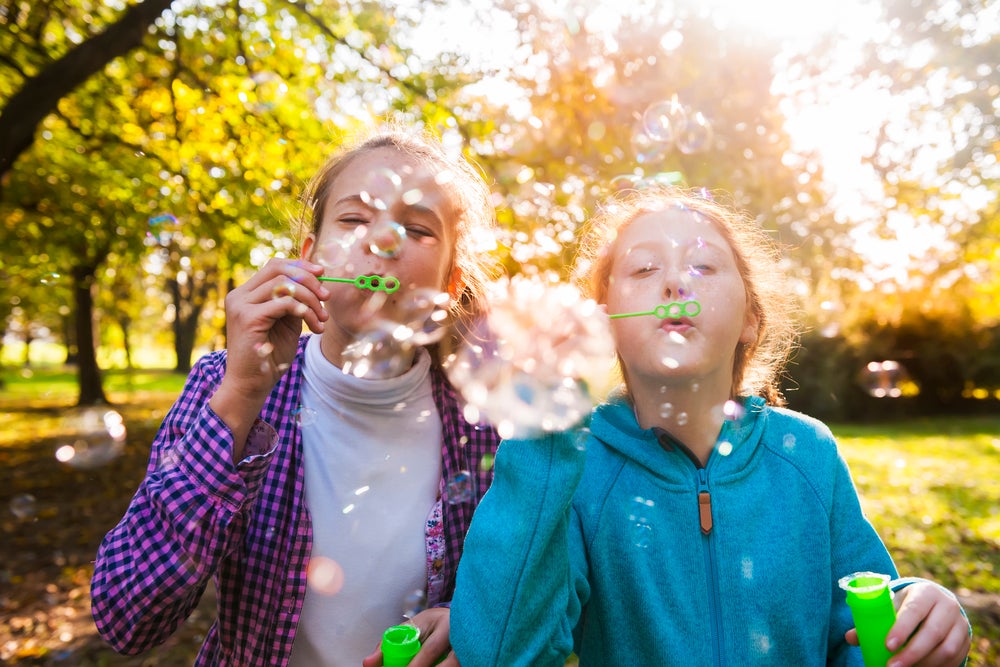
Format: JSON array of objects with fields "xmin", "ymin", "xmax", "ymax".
[
  {"xmin": 839, "ymin": 572, "xmax": 898, "ymax": 667},
  {"xmin": 609, "ymin": 300, "xmax": 701, "ymax": 319},
  {"xmin": 319, "ymin": 274, "xmax": 400, "ymax": 294}
]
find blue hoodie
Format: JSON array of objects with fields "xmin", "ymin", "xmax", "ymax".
[{"xmin": 452, "ymin": 394, "xmax": 912, "ymax": 666}]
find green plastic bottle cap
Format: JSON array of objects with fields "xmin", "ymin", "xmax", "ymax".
[{"xmin": 381, "ymin": 624, "xmax": 421, "ymax": 667}]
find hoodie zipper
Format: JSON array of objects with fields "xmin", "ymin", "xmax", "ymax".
[{"xmin": 698, "ymin": 467, "xmax": 723, "ymax": 667}]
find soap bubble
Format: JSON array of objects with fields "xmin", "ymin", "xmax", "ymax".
[
  {"xmin": 342, "ymin": 322, "xmax": 413, "ymax": 379},
  {"xmin": 368, "ymin": 220, "xmax": 407, "ymax": 258},
  {"xmin": 628, "ymin": 496, "xmax": 655, "ymax": 549},
  {"xmin": 722, "ymin": 399, "xmax": 745, "ymax": 421},
  {"xmin": 445, "ymin": 470, "xmax": 475, "ymax": 505},
  {"xmin": 359, "ymin": 167, "xmax": 403, "ymax": 212},
  {"xmin": 9, "ymin": 494, "xmax": 37, "ymax": 519},
  {"xmin": 675, "ymin": 110, "xmax": 713, "ymax": 154},
  {"xmin": 610, "ymin": 173, "xmax": 642, "ymax": 191},
  {"xmin": 388, "ymin": 288, "xmax": 451, "ymax": 347},
  {"xmin": 248, "ymin": 37, "xmax": 275, "ymax": 58},
  {"xmin": 631, "ymin": 123, "xmax": 668, "ymax": 164},
  {"xmin": 248, "ymin": 72, "xmax": 287, "ymax": 112},
  {"xmin": 55, "ymin": 408, "xmax": 127, "ymax": 469},
  {"xmin": 860, "ymin": 360, "xmax": 910, "ymax": 398},
  {"xmin": 307, "ymin": 556, "xmax": 345, "ymax": 595},
  {"xmin": 315, "ymin": 229, "xmax": 363, "ymax": 272},
  {"xmin": 294, "ymin": 406, "xmax": 318, "ymax": 427},
  {"xmin": 145, "ymin": 213, "xmax": 179, "ymax": 247},
  {"xmin": 642, "ymin": 99, "xmax": 685, "ymax": 143},
  {"xmin": 402, "ymin": 589, "xmax": 427, "ymax": 618},
  {"xmin": 444, "ymin": 274, "xmax": 616, "ymax": 437},
  {"xmin": 271, "ymin": 281, "xmax": 297, "ymax": 300}
]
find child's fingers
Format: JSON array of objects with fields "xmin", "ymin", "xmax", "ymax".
[
  {"xmin": 248, "ymin": 260, "xmax": 330, "ymax": 307},
  {"xmin": 360, "ymin": 644, "xmax": 382, "ymax": 667},
  {"xmin": 887, "ymin": 585, "xmax": 968, "ymax": 666},
  {"xmin": 887, "ymin": 584, "xmax": 933, "ymax": 649},
  {"xmin": 889, "ymin": 619, "xmax": 970, "ymax": 667},
  {"xmin": 237, "ymin": 265, "xmax": 330, "ymax": 334}
]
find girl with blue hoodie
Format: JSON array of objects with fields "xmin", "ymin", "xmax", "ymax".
[{"xmin": 450, "ymin": 188, "xmax": 971, "ymax": 666}]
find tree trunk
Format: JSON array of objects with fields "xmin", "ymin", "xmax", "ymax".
[
  {"xmin": 119, "ymin": 316, "xmax": 134, "ymax": 370},
  {"xmin": 72, "ymin": 266, "xmax": 108, "ymax": 405},
  {"xmin": 62, "ymin": 311, "xmax": 77, "ymax": 365},
  {"xmin": 22, "ymin": 331, "xmax": 32, "ymax": 367},
  {"xmin": 0, "ymin": 0, "xmax": 174, "ymax": 188},
  {"xmin": 169, "ymin": 277, "xmax": 205, "ymax": 374}
]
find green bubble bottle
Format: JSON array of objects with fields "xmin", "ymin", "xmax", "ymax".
[
  {"xmin": 381, "ymin": 624, "xmax": 421, "ymax": 667},
  {"xmin": 839, "ymin": 572, "xmax": 897, "ymax": 667}
]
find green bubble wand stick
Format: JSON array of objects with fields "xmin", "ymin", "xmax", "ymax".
[
  {"xmin": 319, "ymin": 274, "xmax": 400, "ymax": 294},
  {"xmin": 610, "ymin": 300, "xmax": 701, "ymax": 319}
]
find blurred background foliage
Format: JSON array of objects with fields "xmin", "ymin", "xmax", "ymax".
[{"xmin": 0, "ymin": 0, "xmax": 997, "ymax": 421}]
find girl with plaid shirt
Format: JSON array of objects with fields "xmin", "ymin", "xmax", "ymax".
[{"xmin": 92, "ymin": 127, "xmax": 501, "ymax": 666}]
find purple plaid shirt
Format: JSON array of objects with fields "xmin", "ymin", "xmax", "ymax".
[{"xmin": 91, "ymin": 336, "xmax": 499, "ymax": 665}]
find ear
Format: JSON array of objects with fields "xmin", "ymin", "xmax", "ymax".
[
  {"xmin": 301, "ymin": 233, "xmax": 316, "ymax": 263},
  {"xmin": 740, "ymin": 307, "xmax": 760, "ymax": 346}
]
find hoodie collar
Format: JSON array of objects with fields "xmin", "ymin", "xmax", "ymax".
[{"xmin": 590, "ymin": 393, "xmax": 767, "ymax": 479}]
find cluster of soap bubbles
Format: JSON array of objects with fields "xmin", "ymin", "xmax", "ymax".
[
  {"xmin": 341, "ymin": 287, "xmax": 452, "ymax": 379},
  {"xmin": 632, "ymin": 97, "xmax": 714, "ymax": 163},
  {"xmin": 444, "ymin": 273, "xmax": 616, "ymax": 439}
]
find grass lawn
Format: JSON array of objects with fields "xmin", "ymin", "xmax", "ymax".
[
  {"xmin": 1, "ymin": 368, "xmax": 997, "ymax": 664},
  {"xmin": 834, "ymin": 416, "xmax": 1000, "ymax": 666}
]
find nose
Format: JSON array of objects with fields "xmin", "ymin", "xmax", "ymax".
[{"xmin": 662, "ymin": 268, "xmax": 694, "ymax": 301}]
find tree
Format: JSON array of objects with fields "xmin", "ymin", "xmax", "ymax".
[
  {"xmin": 0, "ymin": 0, "xmax": 503, "ymax": 401},
  {"xmin": 0, "ymin": 0, "xmax": 174, "ymax": 186}
]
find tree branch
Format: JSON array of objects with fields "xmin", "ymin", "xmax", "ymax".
[{"xmin": 0, "ymin": 0, "xmax": 174, "ymax": 181}]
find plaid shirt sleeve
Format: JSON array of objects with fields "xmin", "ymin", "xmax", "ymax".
[
  {"xmin": 431, "ymin": 365, "xmax": 501, "ymax": 603},
  {"xmin": 90, "ymin": 350, "xmax": 279, "ymax": 654}
]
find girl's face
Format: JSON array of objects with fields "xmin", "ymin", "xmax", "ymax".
[
  {"xmin": 606, "ymin": 207, "xmax": 758, "ymax": 392},
  {"xmin": 302, "ymin": 146, "xmax": 457, "ymax": 336}
]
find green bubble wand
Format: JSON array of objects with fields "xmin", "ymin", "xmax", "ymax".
[
  {"xmin": 319, "ymin": 274, "xmax": 400, "ymax": 294},
  {"xmin": 610, "ymin": 300, "xmax": 701, "ymax": 319}
]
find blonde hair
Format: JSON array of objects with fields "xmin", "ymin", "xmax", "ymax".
[
  {"xmin": 299, "ymin": 125, "xmax": 500, "ymax": 361},
  {"xmin": 574, "ymin": 186, "xmax": 799, "ymax": 405}
]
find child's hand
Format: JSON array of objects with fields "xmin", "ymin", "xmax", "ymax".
[
  {"xmin": 845, "ymin": 582, "xmax": 971, "ymax": 667},
  {"xmin": 209, "ymin": 258, "xmax": 330, "ymax": 457},
  {"xmin": 221, "ymin": 258, "xmax": 330, "ymax": 396},
  {"xmin": 361, "ymin": 607, "xmax": 458, "ymax": 667}
]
